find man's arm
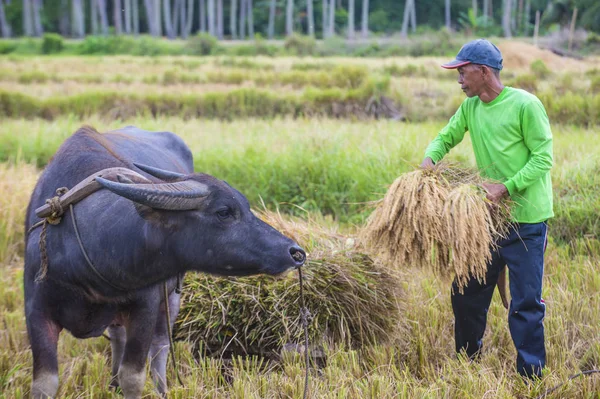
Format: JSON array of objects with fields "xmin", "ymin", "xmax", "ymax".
[
  {"xmin": 422, "ymin": 100, "xmax": 469, "ymax": 166},
  {"xmin": 503, "ymin": 99, "xmax": 553, "ymax": 196}
]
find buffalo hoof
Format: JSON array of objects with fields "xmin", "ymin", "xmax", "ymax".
[{"xmin": 108, "ymin": 379, "xmax": 123, "ymax": 395}]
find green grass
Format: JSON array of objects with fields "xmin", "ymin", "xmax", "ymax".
[{"xmin": 1, "ymin": 117, "xmax": 598, "ymax": 239}]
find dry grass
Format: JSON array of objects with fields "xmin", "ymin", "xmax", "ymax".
[
  {"xmin": 0, "ymin": 161, "xmax": 39, "ymax": 264},
  {"xmin": 360, "ymin": 164, "xmax": 511, "ymax": 290}
]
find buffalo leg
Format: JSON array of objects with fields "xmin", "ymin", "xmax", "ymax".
[
  {"xmin": 118, "ymin": 298, "xmax": 160, "ymax": 399},
  {"xmin": 108, "ymin": 325, "xmax": 126, "ymax": 390},
  {"xmin": 148, "ymin": 290, "xmax": 181, "ymax": 396},
  {"xmin": 27, "ymin": 309, "xmax": 62, "ymax": 399}
]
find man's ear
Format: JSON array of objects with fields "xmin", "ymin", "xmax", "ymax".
[{"xmin": 481, "ymin": 65, "xmax": 491, "ymax": 79}]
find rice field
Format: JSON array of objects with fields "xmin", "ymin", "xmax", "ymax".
[{"xmin": 1, "ymin": 44, "xmax": 599, "ymax": 398}]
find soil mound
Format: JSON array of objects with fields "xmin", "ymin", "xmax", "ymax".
[{"xmin": 497, "ymin": 40, "xmax": 588, "ymax": 71}]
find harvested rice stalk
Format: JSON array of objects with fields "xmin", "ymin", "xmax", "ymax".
[
  {"xmin": 174, "ymin": 210, "xmax": 403, "ymax": 356},
  {"xmin": 443, "ymin": 184, "xmax": 493, "ymax": 288},
  {"xmin": 360, "ymin": 165, "xmax": 512, "ymax": 290},
  {"xmin": 360, "ymin": 168, "xmax": 450, "ymax": 274}
]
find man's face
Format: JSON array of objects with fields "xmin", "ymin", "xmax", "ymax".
[{"xmin": 457, "ymin": 64, "xmax": 486, "ymax": 98}]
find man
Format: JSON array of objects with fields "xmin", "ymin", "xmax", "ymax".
[{"xmin": 420, "ymin": 39, "xmax": 553, "ymax": 378}]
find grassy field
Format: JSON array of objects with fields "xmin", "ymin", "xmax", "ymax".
[
  {"xmin": 1, "ymin": 47, "xmax": 599, "ymax": 398},
  {"xmin": 1, "ymin": 45, "xmax": 599, "ymax": 124}
]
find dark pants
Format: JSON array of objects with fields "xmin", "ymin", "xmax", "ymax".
[{"xmin": 451, "ymin": 222, "xmax": 548, "ymax": 378}]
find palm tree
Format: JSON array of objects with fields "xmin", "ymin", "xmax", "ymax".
[
  {"xmin": 503, "ymin": 0, "xmax": 512, "ymax": 37},
  {"xmin": 154, "ymin": 0, "xmax": 162, "ymax": 35},
  {"xmin": 124, "ymin": 0, "xmax": 132, "ymax": 33},
  {"xmin": 239, "ymin": 0, "xmax": 246, "ymax": 38},
  {"xmin": 322, "ymin": 0, "xmax": 328, "ymax": 38},
  {"xmin": 163, "ymin": 0, "xmax": 175, "ymax": 38},
  {"xmin": 216, "ymin": 0, "xmax": 222, "ymax": 39},
  {"xmin": 98, "ymin": 0, "xmax": 109, "ymax": 35},
  {"xmin": 401, "ymin": 0, "xmax": 413, "ymax": 38},
  {"xmin": 483, "ymin": 0, "xmax": 488, "ymax": 23},
  {"xmin": 200, "ymin": 0, "xmax": 206, "ymax": 32},
  {"xmin": 445, "ymin": 0, "xmax": 451, "ymax": 30},
  {"xmin": 133, "ymin": 0, "xmax": 139, "ymax": 35},
  {"xmin": 59, "ymin": 0, "xmax": 69, "ymax": 35},
  {"xmin": 32, "ymin": 0, "xmax": 43, "ymax": 35},
  {"xmin": 186, "ymin": 0, "xmax": 195, "ymax": 38},
  {"xmin": 360, "ymin": 0, "xmax": 369, "ymax": 38},
  {"xmin": 23, "ymin": 0, "xmax": 34, "ymax": 36},
  {"xmin": 347, "ymin": 0, "xmax": 354, "ymax": 39},
  {"xmin": 307, "ymin": 0, "xmax": 314, "ymax": 36},
  {"xmin": 286, "ymin": 0, "xmax": 293, "ymax": 36},
  {"xmin": 143, "ymin": 0, "xmax": 158, "ymax": 36},
  {"xmin": 230, "ymin": 0, "xmax": 237, "ymax": 38},
  {"xmin": 247, "ymin": 0, "xmax": 253, "ymax": 37},
  {"xmin": 208, "ymin": 0, "xmax": 215, "ymax": 35},
  {"xmin": 72, "ymin": 0, "xmax": 85, "ymax": 37},
  {"xmin": 327, "ymin": 0, "xmax": 334, "ymax": 37},
  {"xmin": 267, "ymin": 0, "xmax": 275, "ymax": 38},
  {"xmin": 91, "ymin": 0, "xmax": 98, "ymax": 34},
  {"xmin": 114, "ymin": 0, "xmax": 123, "ymax": 34},
  {"xmin": 0, "ymin": 0, "xmax": 11, "ymax": 37}
]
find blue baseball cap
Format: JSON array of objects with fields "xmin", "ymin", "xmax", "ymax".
[{"xmin": 442, "ymin": 39, "xmax": 503, "ymax": 70}]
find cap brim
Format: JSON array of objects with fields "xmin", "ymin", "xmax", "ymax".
[{"xmin": 441, "ymin": 60, "xmax": 471, "ymax": 69}]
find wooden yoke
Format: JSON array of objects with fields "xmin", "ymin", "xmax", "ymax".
[{"xmin": 35, "ymin": 167, "xmax": 152, "ymax": 218}]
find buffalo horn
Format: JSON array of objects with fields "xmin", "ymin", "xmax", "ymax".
[
  {"xmin": 134, "ymin": 163, "xmax": 187, "ymax": 181},
  {"xmin": 96, "ymin": 177, "xmax": 210, "ymax": 210}
]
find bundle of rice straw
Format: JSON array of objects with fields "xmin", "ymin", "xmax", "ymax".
[
  {"xmin": 174, "ymin": 210, "xmax": 403, "ymax": 356},
  {"xmin": 360, "ymin": 163, "xmax": 511, "ymax": 290}
]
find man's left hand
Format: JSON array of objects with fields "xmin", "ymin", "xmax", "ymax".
[{"xmin": 482, "ymin": 183, "xmax": 509, "ymax": 203}]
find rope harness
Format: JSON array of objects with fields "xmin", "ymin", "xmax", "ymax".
[{"xmin": 297, "ymin": 266, "xmax": 312, "ymax": 399}]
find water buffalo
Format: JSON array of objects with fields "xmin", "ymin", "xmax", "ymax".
[{"xmin": 24, "ymin": 126, "xmax": 306, "ymax": 398}]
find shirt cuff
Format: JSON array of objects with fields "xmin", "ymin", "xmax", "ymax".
[{"xmin": 504, "ymin": 180, "xmax": 517, "ymax": 197}]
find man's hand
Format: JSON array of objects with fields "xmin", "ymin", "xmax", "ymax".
[
  {"xmin": 420, "ymin": 157, "xmax": 435, "ymax": 170},
  {"xmin": 482, "ymin": 182, "xmax": 509, "ymax": 203}
]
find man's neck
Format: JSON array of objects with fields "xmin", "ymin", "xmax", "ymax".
[{"xmin": 479, "ymin": 80, "xmax": 505, "ymax": 103}]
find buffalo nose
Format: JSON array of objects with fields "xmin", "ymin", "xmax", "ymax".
[{"xmin": 290, "ymin": 246, "xmax": 306, "ymax": 267}]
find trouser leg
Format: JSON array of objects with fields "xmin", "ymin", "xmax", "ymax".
[
  {"xmin": 501, "ymin": 222, "xmax": 547, "ymax": 378},
  {"xmin": 451, "ymin": 250, "xmax": 505, "ymax": 359}
]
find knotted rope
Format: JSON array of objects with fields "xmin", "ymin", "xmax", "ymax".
[{"xmin": 28, "ymin": 187, "xmax": 69, "ymax": 282}]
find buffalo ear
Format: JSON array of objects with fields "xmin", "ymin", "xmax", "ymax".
[
  {"xmin": 133, "ymin": 202, "xmax": 183, "ymax": 231},
  {"xmin": 134, "ymin": 163, "xmax": 187, "ymax": 182},
  {"xmin": 117, "ymin": 174, "xmax": 135, "ymax": 184}
]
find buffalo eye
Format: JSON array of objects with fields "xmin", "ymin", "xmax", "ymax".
[{"xmin": 216, "ymin": 208, "xmax": 232, "ymax": 220}]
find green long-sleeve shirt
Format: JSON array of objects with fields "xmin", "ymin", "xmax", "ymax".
[{"xmin": 424, "ymin": 86, "xmax": 553, "ymax": 223}]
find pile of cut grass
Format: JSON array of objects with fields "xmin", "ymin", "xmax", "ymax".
[
  {"xmin": 360, "ymin": 164, "xmax": 511, "ymax": 289},
  {"xmin": 174, "ymin": 210, "xmax": 403, "ymax": 356}
]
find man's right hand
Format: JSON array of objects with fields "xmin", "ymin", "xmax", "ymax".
[{"xmin": 420, "ymin": 157, "xmax": 435, "ymax": 169}]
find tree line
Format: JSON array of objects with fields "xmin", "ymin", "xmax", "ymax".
[{"xmin": 0, "ymin": 0, "xmax": 598, "ymax": 39}]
